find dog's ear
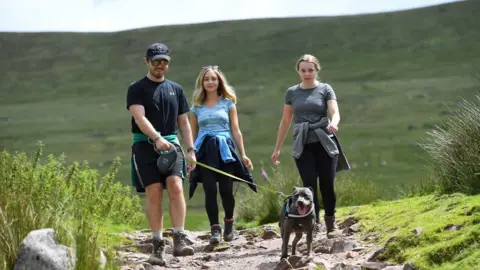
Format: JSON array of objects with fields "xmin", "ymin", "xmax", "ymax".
[
  {"xmin": 307, "ymin": 186, "xmax": 314, "ymax": 194},
  {"xmin": 292, "ymin": 187, "xmax": 298, "ymax": 194}
]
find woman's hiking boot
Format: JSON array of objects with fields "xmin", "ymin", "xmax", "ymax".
[
  {"xmin": 172, "ymin": 231, "xmax": 194, "ymax": 256},
  {"xmin": 324, "ymin": 215, "xmax": 337, "ymax": 234},
  {"xmin": 209, "ymin": 224, "xmax": 222, "ymax": 245},
  {"xmin": 147, "ymin": 238, "xmax": 166, "ymax": 266},
  {"xmin": 223, "ymin": 219, "xmax": 234, "ymax": 242}
]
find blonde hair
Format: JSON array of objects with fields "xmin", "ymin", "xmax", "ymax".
[
  {"xmin": 192, "ymin": 67, "xmax": 237, "ymax": 106},
  {"xmin": 295, "ymin": 54, "xmax": 321, "ymax": 71}
]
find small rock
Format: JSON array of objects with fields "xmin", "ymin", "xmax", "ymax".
[
  {"xmin": 136, "ymin": 243, "xmax": 152, "ymax": 253},
  {"xmin": 444, "ymin": 224, "xmax": 460, "ymax": 231},
  {"xmin": 411, "ymin": 227, "xmax": 423, "ymax": 236},
  {"xmin": 134, "ymin": 264, "xmax": 145, "ymax": 270},
  {"xmin": 287, "ymin": 255, "xmax": 302, "ymax": 267},
  {"xmin": 346, "ymin": 251, "xmax": 359, "ymax": 258},
  {"xmin": 359, "ymin": 262, "xmax": 387, "ymax": 270},
  {"xmin": 293, "ymin": 256, "xmax": 313, "ymax": 268},
  {"xmin": 169, "ymin": 257, "xmax": 180, "ymax": 263},
  {"xmin": 331, "ymin": 263, "xmax": 362, "ymax": 270},
  {"xmin": 339, "ymin": 216, "xmax": 357, "ymax": 229},
  {"xmin": 201, "ymin": 262, "xmax": 215, "ymax": 269},
  {"xmin": 331, "ymin": 239, "xmax": 361, "ymax": 253},
  {"xmin": 274, "ymin": 258, "xmax": 293, "ymax": 270},
  {"xmin": 197, "ymin": 233, "xmax": 211, "ymax": 240},
  {"xmin": 202, "ymin": 254, "xmax": 213, "ymax": 261},
  {"xmin": 262, "ymin": 229, "xmax": 280, "ymax": 240},
  {"xmin": 350, "ymin": 223, "xmax": 360, "ymax": 232}
]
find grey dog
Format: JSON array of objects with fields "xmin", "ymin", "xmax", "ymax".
[{"xmin": 278, "ymin": 187, "xmax": 316, "ymax": 259}]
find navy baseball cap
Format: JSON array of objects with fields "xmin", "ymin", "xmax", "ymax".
[{"xmin": 146, "ymin": 43, "xmax": 171, "ymax": 61}]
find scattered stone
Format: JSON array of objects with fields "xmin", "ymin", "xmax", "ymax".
[
  {"xmin": 346, "ymin": 251, "xmax": 360, "ymax": 258},
  {"xmin": 331, "ymin": 239, "xmax": 361, "ymax": 253},
  {"xmin": 109, "ymin": 222, "xmax": 412, "ymax": 270},
  {"xmin": 359, "ymin": 261, "xmax": 387, "ymax": 269},
  {"xmin": 444, "ymin": 224, "xmax": 461, "ymax": 231},
  {"xmin": 411, "ymin": 227, "xmax": 424, "ymax": 236},
  {"xmin": 331, "ymin": 263, "xmax": 362, "ymax": 270},
  {"xmin": 274, "ymin": 258, "xmax": 293, "ymax": 270},
  {"xmin": 262, "ymin": 226, "xmax": 280, "ymax": 240}
]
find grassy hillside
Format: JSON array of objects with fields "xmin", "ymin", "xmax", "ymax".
[
  {"xmin": 333, "ymin": 192, "xmax": 480, "ymax": 270},
  {"xmin": 1, "ymin": 0, "xmax": 480, "ymax": 215}
]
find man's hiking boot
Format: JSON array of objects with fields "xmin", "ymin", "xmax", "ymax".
[
  {"xmin": 147, "ymin": 238, "xmax": 165, "ymax": 266},
  {"xmin": 173, "ymin": 231, "xmax": 194, "ymax": 256},
  {"xmin": 223, "ymin": 219, "xmax": 234, "ymax": 242},
  {"xmin": 210, "ymin": 224, "xmax": 222, "ymax": 245}
]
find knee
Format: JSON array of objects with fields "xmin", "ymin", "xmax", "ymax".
[
  {"xmin": 146, "ymin": 184, "xmax": 162, "ymax": 202},
  {"xmin": 166, "ymin": 177, "xmax": 183, "ymax": 199}
]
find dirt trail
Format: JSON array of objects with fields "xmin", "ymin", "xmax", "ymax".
[{"xmin": 116, "ymin": 216, "xmax": 415, "ymax": 270}]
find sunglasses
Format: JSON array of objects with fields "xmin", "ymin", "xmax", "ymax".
[
  {"xmin": 150, "ymin": 59, "xmax": 169, "ymax": 66},
  {"xmin": 201, "ymin": 65, "xmax": 220, "ymax": 71}
]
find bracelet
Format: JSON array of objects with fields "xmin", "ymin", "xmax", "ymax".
[
  {"xmin": 186, "ymin": 147, "xmax": 195, "ymax": 153},
  {"xmin": 153, "ymin": 136, "xmax": 161, "ymax": 142}
]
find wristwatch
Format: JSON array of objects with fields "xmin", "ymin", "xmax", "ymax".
[{"xmin": 186, "ymin": 147, "xmax": 195, "ymax": 153}]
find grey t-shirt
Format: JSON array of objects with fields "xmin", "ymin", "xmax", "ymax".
[{"xmin": 284, "ymin": 83, "xmax": 337, "ymax": 143}]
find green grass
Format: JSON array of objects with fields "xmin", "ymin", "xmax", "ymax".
[
  {"xmin": 1, "ymin": 0, "xmax": 480, "ymax": 230},
  {"xmin": 344, "ymin": 193, "xmax": 480, "ymax": 269}
]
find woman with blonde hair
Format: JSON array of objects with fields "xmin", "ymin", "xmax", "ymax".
[
  {"xmin": 188, "ymin": 65, "xmax": 257, "ymax": 244},
  {"xmin": 271, "ymin": 54, "xmax": 350, "ymax": 235}
]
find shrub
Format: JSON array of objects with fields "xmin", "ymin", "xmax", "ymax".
[
  {"xmin": 421, "ymin": 94, "xmax": 480, "ymax": 195},
  {"xmin": 0, "ymin": 142, "xmax": 143, "ymax": 270}
]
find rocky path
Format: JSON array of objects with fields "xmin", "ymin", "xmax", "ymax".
[{"xmin": 115, "ymin": 216, "xmax": 415, "ymax": 270}]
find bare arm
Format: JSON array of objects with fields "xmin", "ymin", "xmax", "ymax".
[
  {"xmin": 273, "ymin": 104, "xmax": 294, "ymax": 152},
  {"xmin": 327, "ymin": 99, "xmax": 340, "ymax": 126},
  {"xmin": 229, "ymin": 104, "xmax": 247, "ymax": 157},
  {"xmin": 177, "ymin": 113, "xmax": 195, "ymax": 149},
  {"xmin": 189, "ymin": 111, "xmax": 199, "ymax": 143},
  {"xmin": 129, "ymin": 104, "xmax": 161, "ymax": 141}
]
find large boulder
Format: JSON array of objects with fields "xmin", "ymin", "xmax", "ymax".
[{"xmin": 14, "ymin": 228, "xmax": 75, "ymax": 270}]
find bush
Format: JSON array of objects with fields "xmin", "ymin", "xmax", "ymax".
[
  {"xmin": 0, "ymin": 142, "xmax": 144, "ymax": 270},
  {"xmin": 421, "ymin": 94, "xmax": 480, "ymax": 195}
]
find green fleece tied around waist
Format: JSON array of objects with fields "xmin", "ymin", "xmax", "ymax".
[{"xmin": 131, "ymin": 132, "xmax": 186, "ymax": 188}]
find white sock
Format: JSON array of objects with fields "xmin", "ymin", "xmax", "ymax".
[
  {"xmin": 172, "ymin": 226, "xmax": 184, "ymax": 233},
  {"xmin": 152, "ymin": 231, "xmax": 162, "ymax": 239}
]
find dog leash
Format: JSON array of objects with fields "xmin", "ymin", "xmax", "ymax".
[{"xmin": 186, "ymin": 157, "xmax": 288, "ymax": 198}]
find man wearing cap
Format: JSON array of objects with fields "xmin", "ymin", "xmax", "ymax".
[{"xmin": 126, "ymin": 42, "xmax": 197, "ymax": 265}]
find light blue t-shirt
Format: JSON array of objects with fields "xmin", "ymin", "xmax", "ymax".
[
  {"xmin": 191, "ymin": 98, "xmax": 236, "ymax": 162},
  {"xmin": 191, "ymin": 98, "xmax": 234, "ymax": 133}
]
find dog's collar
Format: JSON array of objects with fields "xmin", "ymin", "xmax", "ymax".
[
  {"xmin": 284, "ymin": 196, "xmax": 315, "ymax": 218},
  {"xmin": 287, "ymin": 203, "xmax": 315, "ymax": 218}
]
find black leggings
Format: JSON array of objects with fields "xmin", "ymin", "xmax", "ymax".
[
  {"xmin": 200, "ymin": 161, "xmax": 235, "ymax": 226},
  {"xmin": 294, "ymin": 141, "xmax": 338, "ymax": 221}
]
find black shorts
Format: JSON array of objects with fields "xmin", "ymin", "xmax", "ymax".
[{"xmin": 131, "ymin": 141, "xmax": 184, "ymax": 192}]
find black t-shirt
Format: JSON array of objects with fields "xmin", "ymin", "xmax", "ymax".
[{"xmin": 126, "ymin": 76, "xmax": 190, "ymax": 135}]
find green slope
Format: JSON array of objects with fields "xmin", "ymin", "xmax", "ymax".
[{"xmin": 1, "ymin": 0, "xmax": 479, "ymax": 208}]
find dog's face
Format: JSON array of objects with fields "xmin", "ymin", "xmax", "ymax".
[{"xmin": 291, "ymin": 187, "xmax": 314, "ymax": 216}]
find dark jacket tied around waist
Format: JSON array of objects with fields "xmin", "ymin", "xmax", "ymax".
[
  {"xmin": 188, "ymin": 134, "xmax": 258, "ymax": 199},
  {"xmin": 292, "ymin": 117, "xmax": 351, "ymax": 172}
]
